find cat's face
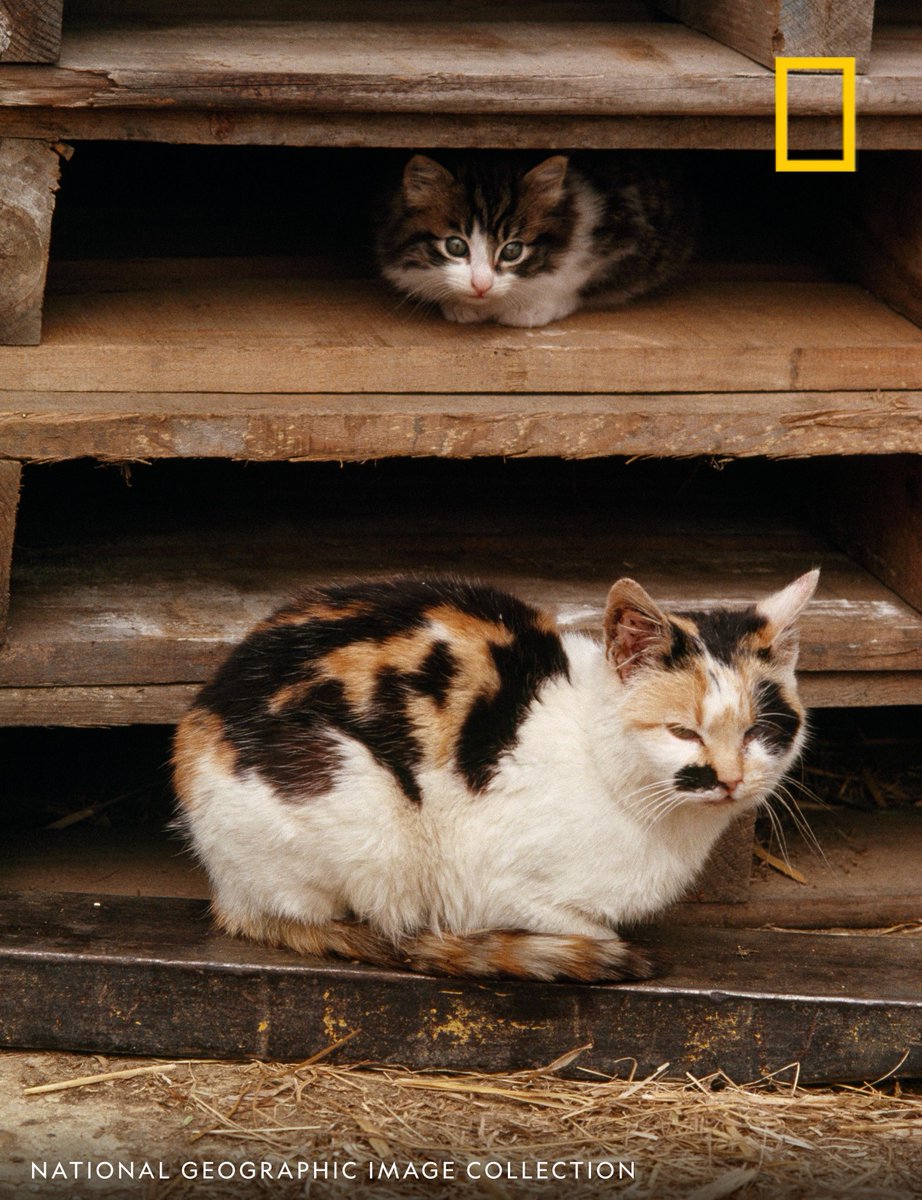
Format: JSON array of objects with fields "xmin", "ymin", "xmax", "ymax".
[
  {"xmin": 377, "ymin": 154, "xmax": 574, "ymax": 309},
  {"xmin": 604, "ymin": 572, "xmax": 819, "ymax": 817}
]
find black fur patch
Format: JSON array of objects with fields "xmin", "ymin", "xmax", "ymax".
[
  {"xmin": 662, "ymin": 622, "xmax": 696, "ymax": 669},
  {"xmin": 195, "ymin": 578, "xmax": 566, "ymax": 806},
  {"xmin": 677, "ymin": 606, "xmax": 767, "ymax": 665},
  {"xmin": 411, "ymin": 640, "xmax": 457, "ymax": 707},
  {"xmin": 457, "ymin": 627, "xmax": 569, "ymax": 792},
  {"xmin": 752, "ymin": 680, "xmax": 801, "ymax": 753},
  {"xmin": 674, "ymin": 764, "xmax": 719, "ymax": 792}
]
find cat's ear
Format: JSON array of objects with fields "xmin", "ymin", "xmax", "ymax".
[
  {"xmin": 604, "ymin": 578, "xmax": 674, "ymax": 683},
  {"xmin": 522, "ymin": 156, "xmax": 569, "ymax": 209},
  {"xmin": 755, "ymin": 569, "xmax": 820, "ymax": 667},
  {"xmin": 402, "ymin": 155, "xmax": 456, "ymax": 208}
]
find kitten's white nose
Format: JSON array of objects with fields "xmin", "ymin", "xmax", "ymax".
[{"xmin": 470, "ymin": 269, "xmax": 493, "ymax": 297}]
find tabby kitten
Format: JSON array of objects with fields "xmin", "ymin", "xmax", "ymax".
[
  {"xmin": 174, "ymin": 570, "xmax": 817, "ymax": 983},
  {"xmin": 375, "ymin": 152, "xmax": 696, "ymax": 327}
]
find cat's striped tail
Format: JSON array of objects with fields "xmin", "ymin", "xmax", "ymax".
[{"xmin": 217, "ymin": 909, "xmax": 654, "ymax": 983}]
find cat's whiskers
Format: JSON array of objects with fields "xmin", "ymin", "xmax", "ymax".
[{"xmin": 771, "ymin": 782, "xmax": 829, "ymax": 864}]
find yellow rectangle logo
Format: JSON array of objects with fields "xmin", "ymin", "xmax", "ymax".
[{"xmin": 775, "ymin": 56, "xmax": 856, "ymax": 172}]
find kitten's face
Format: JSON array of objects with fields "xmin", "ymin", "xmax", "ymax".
[
  {"xmin": 604, "ymin": 572, "xmax": 819, "ymax": 817},
  {"xmin": 377, "ymin": 154, "xmax": 573, "ymax": 309}
]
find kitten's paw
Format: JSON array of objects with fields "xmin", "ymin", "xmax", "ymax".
[
  {"xmin": 441, "ymin": 302, "xmax": 490, "ymax": 324},
  {"xmin": 495, "ymin": 301, "xmax": 577, "ymax": 329}
]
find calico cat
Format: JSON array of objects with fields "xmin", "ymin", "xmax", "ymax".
[
  {"xmin": 375, "ymin": 152, "xmax": 696, "ymax": 327},
  {"xmin": 173, "ymin": 570, "xmax": 818, "ymax": 983}
]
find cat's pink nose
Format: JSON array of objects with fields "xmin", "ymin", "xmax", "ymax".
[
  {"xmin": 471, "ymin": 272, "xmax": 493, "ymax": 297},
  {"xmin": 720, "ymin": 777, "xmax": 743, "ymax": 797}
]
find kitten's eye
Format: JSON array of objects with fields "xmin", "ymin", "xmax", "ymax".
[
  {"xmin": 668, "ymin": 725, "xmax": 702, "ymax": 743},
  {"xmin": 444, "ymin": 237, "xmax": 469, "ymax": 258},
  {"xmin": 499, "ymin": 241, "xmax": 524, "ymax": 263}
]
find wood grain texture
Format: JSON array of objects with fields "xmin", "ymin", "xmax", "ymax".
[
  {"xmin": 0, "ymin": 139, "xmax": 61, "ymax": 344},
  {"xmin": 0, "ymin": 460, "xmax": 20, "ymax": 644},
  {"xmin": 1, "ymin": 110, "xmax": 920, "ymax": 150},
  {"xmin": 0, "ymin": 19, "xmax": 918, "ymax": 120},
  {"xmin": 2, "ymin": 892, "xmax": 920, "ymax": 1080},
  {"xmin": 0, "ymin": 0, "xmax": 63, "ymax": 62},
  {"xmin": 4, "ymin": 268, "xmax": 922, "ymax": 396},
  {"xmin": 2, "ymin": 514, "xmax": 921, "ymax": 689},
  {"xmin": 683, "ymin": 811, "xmax": 754, "ymax": 904},
  {"xmin": 657, "ymin": 0, "xmax": 875, "ymax": 72},
  {"xmin": 4, "ymin": 390, "xmax": 922, "ymax": 462}
]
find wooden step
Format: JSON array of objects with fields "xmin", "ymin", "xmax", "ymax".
[
  {"xmin": 1, "ymin": 12, "xmax": 920, "ymax": 148},
  {"xmin": 2, "ymin": 513, "xmax": 922, "ymax": 719},
  {"xmin": 4, "ymin": 261, "xmax": 922, "ymax": 400},
  {"xmin": 2, "ymin": 891, "xmax": 919, "ymax": 1081}
]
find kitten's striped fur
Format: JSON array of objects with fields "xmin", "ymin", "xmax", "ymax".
[
  {"xmin": 174, "ymin": 572, "xmax": 818, "ymax": 982},
  {"xmin": 375, "ymin": 152, "xmax": 696, "ymax": 327}
]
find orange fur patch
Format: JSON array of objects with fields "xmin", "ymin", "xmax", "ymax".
[{"xmin": 172, "ymin": 707, "xmax": 238, "ymax": 811}]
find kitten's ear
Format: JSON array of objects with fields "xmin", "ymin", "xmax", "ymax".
[
  {"xmin": 402, "ymin": 155, "xmax": 456, "ymax": 207},
  {"xmin": 522, "ymin": 155, "xmax": 569, "ymax": 209},
  {"xmin": 604, "ymin": 578, "xmax": 674, "ymax": 683},
  {"xmin": 755, "ymin": 569, "xmax": 820, "ymax": 668}
]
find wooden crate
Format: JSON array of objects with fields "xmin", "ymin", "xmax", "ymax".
[{"xmin": 0, "ymin": 0, "xmax": 920, "ymax": 1074}]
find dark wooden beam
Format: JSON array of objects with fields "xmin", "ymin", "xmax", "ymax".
[
  {"xmin": 0, "ymin": 460, "xmax": 20, "ymax": 645},
  {"xmin": 0, "ymin": 139, "xmax": 63, "ymax": 345},
  {"xmin": 0, "ymin": 1, "xmax": 63, "ymax": 63},
  {"xmin": 656, "ymin": 0, "xmax": 875, "ymax": 72},
  {"xmin": 2, "ymin": 892, "xmax": 919, "ymax": 1083}
]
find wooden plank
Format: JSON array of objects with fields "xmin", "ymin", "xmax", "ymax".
[
  {"xmin": 0, "ymin": 139, "xmax": 61, "ymax": 345},
  {"xmin": 0, "ymin": 461, "xmax": 20, "ymax": 644},
  {"xmin": 4, "ymin": 272, "xmax": 922, "ymax": 396},
  {"xmin": 669, "ymin": 809, "xmax": 922, "ymax": 930},
  {"xmin": 0, "ymin": 20, "xmax": 919, "ymax": 120},
  {"xmin": 657, "ymin": 1, "xmax": 875, "ymax": 72},
  {"xmin": 684, "ymin": 812, "xmax": 754, "ymax": 904},
  {"xmin": 2, "ymin": 110, "xmax": 921, "ymax": 150},
  {"xmin": 5, "ymin": 390, "xmax": 922, "ymax": 463},
  {"xmin": 2, "ymin": 892, "xmax": 919, "ymax": 1081},
  {"xmin": 2, "ymin": 515, "xmax": 920, "ymax": 689},
  {"xmin": 0, "ymin": 0, "xmax": 62, "ymax": 63}
]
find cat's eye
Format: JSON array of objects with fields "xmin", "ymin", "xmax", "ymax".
[
  {"xmin": 744, "ymin": 725, "xmax": 761, "ymax": 744},
  {"xmin": 499, "ymin": 241, "xmax": 524, "ymax": 263},
  {"xmin": 668, "ymin": 725, "xmax": 702, "ymax": 742},
  {"xmin": 444, "ymin": 237, "xmax": 469, "ymax": 258}
]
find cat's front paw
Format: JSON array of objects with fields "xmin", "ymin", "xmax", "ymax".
[
  {"xmin": 441, "ymin": 302, "xmax": 491, "ymax": 324},
  {"xmin": 495, "ymin": 300, "xmax": 577, "ymax": 329}
]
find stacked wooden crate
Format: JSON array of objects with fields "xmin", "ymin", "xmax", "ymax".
[{"xmin": 0, "ymin": 0, "xmax": 920, "ymax": 1080}]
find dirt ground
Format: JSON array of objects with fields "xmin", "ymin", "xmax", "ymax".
[{"xmin": 2, "ymin": 1050, "xmax": 920, "ymax": 1200}]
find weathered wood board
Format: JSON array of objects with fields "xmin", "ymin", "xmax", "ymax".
[
  {"xmin": 0, "ymin": 0, "xmax": 63, "ymax": 63},
  {"xmin": 4, "ymin": 272, "xmax": 922, "ymax": 395},
  {"xmin": 2, "ymin": 892, "xmax": 919, "ymax": 1081},
  {"xmin": 0, "ymin": 18, "xmax": 912, "ymax": 117},
  {"xmin": 0, "ymin": 139, "xmax": 61, "ymax": 345},
  {"xmin": 657, "ymin": 0, "xmax": 876, "ymax": 72},
  {"xmin": 1, "ymin": 516, "xmax": 920, "ymax": 691},
  {"xmin": 0, "ymin": 461, "xmax": 21, "ymax": 644},
  {"xmin": 4, "ymin": 391, "xmax": 922, "ymax": 463}
]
